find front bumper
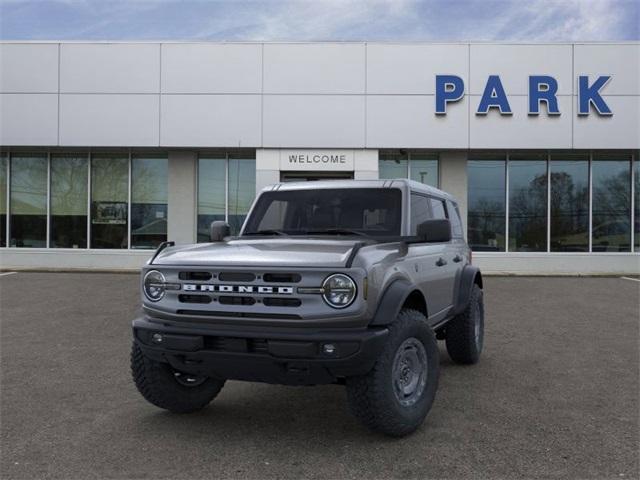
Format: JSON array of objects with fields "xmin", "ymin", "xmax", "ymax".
[{"xmin": 133, "ymin": 316, "xmax": 388, "ymax": 386}]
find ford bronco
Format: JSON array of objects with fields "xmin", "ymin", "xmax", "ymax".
[{"xmin": 131, "ymin": 179, "xmax": 484, "ymax": 436}]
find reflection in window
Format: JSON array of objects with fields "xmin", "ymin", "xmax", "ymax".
[
  {"xmin": 91, "ymin": 155, "xmax": 128, "ymax": 249},
  {"xmin": 379, "ymin": 151, "xmax": 439, "ymax": 187},
  {"xmin": 379, "ymin": 151, "xmax": 408, "ymax": 180},
  {"xmin": 131, "ymin": 155, "xmax": 167, "ymax": 249},
  {"xmin": 0, "ymin": 155, "xmax": 6, "ymax": 247},
  {"xmin": 409, "ymin": 154, "xmax": 438, "ymax": 188},
  {"xmin": 467, "ymin": 159, "xmax": 506, "ymax": 251},
  {"xmin": 430, "ymin": 198, "xmax": 447, "ymax": 219},
  {"xmin": 447, "ymin": 200, "xmax": 464, "ymax": 238},
  {"xmin": 228, "ymin": 155, "xmax": 256, "ymax": 234},
  {"xmin": 10, "ymin": 154, "xmax": 47, "ymax": 247},
  {"xmin": 509, "ymin": 155, "xmax": 547, "ymax": 252},
  {"xmin": 550, "ymin": 155, "xmax": 589, "ymax": 252},
  {"xmin": 592, "ymin": 154, "xmax": 631, "ymax": 252},
  {"xmin": 635, "ymin": 158, "xmax": 639, "ymax": 251},
  {"xmin": 197, "ymin": 157, "xmax": 226, "ymax": 242},
  {"xmin": 50, "ymin": 155, "xmax": 88, "ymax": 248},
  {"xmin": 410, "ymin": 194, "xmax": 430, "ymax": 235}
]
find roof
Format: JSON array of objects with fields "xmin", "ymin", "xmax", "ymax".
[{"xmin": 261, "ymin": 178, "xmax": 456, "ymax": 201}]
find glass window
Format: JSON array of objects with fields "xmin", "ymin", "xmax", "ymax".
[
  {"xmin": 50, "ymin": 154, "xmax": 88, "ymax": 248},
  {"xmin": 131, "ymin": 155, "xmax": 168, "ymax": 249},
  {"xmin": 228, "ymin": 154, "xmax": 256, "ymax": 235},
  {"xmin": 243, "ymin": 188, "xmax": 402, "ymax": 237},
  {"xmin": 410, "ymin": 154, "xmax": 438, "ymax": 187},
  {"xmin": 635, "ymin": 156, "xmax": 639, "ymax": 251},
  {"xmin": 592, "ymin": 154, "xmax": 631, "ymax": 252},
  {"xmin": 447, "ymin": 200, "xmax": 464, "ymax": 238},
  {"xmin": 0, "ymin": 154, "xmax": 6, "ymax": 247},
  {"xmin": 467, "ymin": 158, "xmax": 506, "ymax": 251},
  {"xmin": 549, "ymin": 154, "xmax": 589, "ymax": 252},
  {"xmin": 379, "ymin": 151, "xmax": 408, "ymax": 179},
  {"xmin": 410, "ymin": 194, "xmax": 431, "ymax": 234},
  {"xmin": 197, "ymin": 156, "xmax": 226, "ymax": 243},
  {"xmin": 430, "ymin": 198, "xmax": 447, "ymax": 219},
  {"xmin": 10, "ymin": 154, "xmax": 47, "ymax": 247},
  {"xmin": 508, "ymin": 154, "xmax": 548, "ymax": 252},
  {"xmin": 91, "ymin": 154, "xmax": 128, "ymax": 249}
]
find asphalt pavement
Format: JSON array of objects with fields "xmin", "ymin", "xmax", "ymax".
[{"xmin": 1, "ymin": 273, "xmax": 638, "ymax": 479}]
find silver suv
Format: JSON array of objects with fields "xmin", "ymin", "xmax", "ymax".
[{"xmin": 131, "ymin": 179, "xmax": 484, "ymax": 436}]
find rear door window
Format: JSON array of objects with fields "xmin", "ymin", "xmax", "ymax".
[{"xmin": 446, "ymin": 200, "xmax": 464, "ymax": 238}]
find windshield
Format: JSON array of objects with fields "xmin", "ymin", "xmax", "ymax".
[{"xmin": 242, "ymin": 188, "xmax": 402, "ymax": 237}]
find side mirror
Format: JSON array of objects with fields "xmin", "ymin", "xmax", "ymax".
[
  {"xmin": 416, "ymin": 219, "xmax": 451, "ymax": 243},
  {"xmin": 210, "ymin": 221, "xmax": 231, "ymax": 242}
]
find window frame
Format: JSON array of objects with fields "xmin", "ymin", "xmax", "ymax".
[
  {"xmin": 196, "ymin": 150, "xmax": 256, "ymax": 241},
  {"xmin": 468, "ymin": 150, "xmax": 637, "ymax": 254}
]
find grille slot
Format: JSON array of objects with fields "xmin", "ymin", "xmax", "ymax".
[
  {"xmin": 176, "ymin": 310, "xmax": 301, "ymax": 320},
  {"xmin": 219, "ymin": 296, "xmax": 256, "ymax": 306},
  {"xmin": 263, "ymin": 273, "xmax": 301, "ymax": 283},
  {"xmin": 219, "ymin": 272, "xmax": 256, "ymax": 282},
  {"xmin": 179, "ymin": 271, "xmax": 212, "ymax": 281},
  {"xmin": 263, "ymin": 297, "xmax": 302, "ymax": 307},
  {"xmin": 179, "ymin": 294, "xmax": 212, "ymax": 304}
]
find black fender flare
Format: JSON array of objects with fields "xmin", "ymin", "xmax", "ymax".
[
  {"xmin": 369, "ymin": 278, "xmax": 417, "ymax": 326},
  {"xmin": 453, "ymin": 265, "xmax": 483, "ymax": 315}
]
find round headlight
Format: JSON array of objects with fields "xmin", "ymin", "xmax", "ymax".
[
  {"xmin": 322, "ymin": 274, "xmax": 357, "ymax": 309},
  {"xmin": 143, "ymin": 270, "xmax": 166, "ymax": 302}
]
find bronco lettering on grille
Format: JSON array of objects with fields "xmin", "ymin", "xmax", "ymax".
[{"xmin": 182, "ymin": 284, "xmax": 293, "ymax": 294}]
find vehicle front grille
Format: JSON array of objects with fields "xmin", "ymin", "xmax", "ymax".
[{"xmin": 176, "ymin": 309, "xmax": 302, "ymax": 320}]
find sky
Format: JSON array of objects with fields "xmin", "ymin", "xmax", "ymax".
[{"xmin": 0, "ymin": 0, "xmax": 638, "ymax": 42}]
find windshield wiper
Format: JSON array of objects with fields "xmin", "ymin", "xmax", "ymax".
[
  {"xmin": 243, "ymin": 229, "xmax": 288, "ymax": 236},
  {"xmin": 306, "ymin": 228, "xmax": 369, "ymax": 237}
]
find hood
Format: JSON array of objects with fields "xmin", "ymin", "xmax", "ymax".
[{"xmin": 152, "ymin": 238, "xmax": 361, "ymax": 268}]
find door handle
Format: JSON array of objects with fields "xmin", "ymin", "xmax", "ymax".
[
  {"xmin": 436, "ymin": 257, "xmax": 447, "ymax": 267},
  {"xmin": 453, "ymin": 255, "xmax": 463, "ymax": 263}
]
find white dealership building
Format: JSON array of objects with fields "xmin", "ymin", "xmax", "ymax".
[{"xmin": 0, "ymin": 41, "xmax": 638, "ymax": 274}]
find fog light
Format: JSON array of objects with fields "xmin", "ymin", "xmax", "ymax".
[
  {"xmin": 152, "ymin": 333, "xmax": 163, "ymax": 344},
  {"xmin": 323, "ymin": 343, "xmax": 336, "ymax": 355}
]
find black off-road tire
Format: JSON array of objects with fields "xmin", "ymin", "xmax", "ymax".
[
  {"xmin": 345, "ymin": 309, "xmax": 439, "ymax": 437},
  {"xmin": 131, "ymin": 342, "xmax": 225, "ymax": 413},
  {"xmin": 445, "ymin": 284, "xmax": 484, "ymax": 364}
]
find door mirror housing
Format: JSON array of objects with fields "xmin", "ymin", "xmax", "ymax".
[
  {"xmin": 210, "ymin": 221, "xmax": 231, "ymax": 242},
  {"xmin": 416, "ymin": 219, "xmax": 452, "ymax": 243}
]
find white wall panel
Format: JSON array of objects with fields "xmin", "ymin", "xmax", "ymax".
[
  {"xmin": 161, "ymin": 95, "xmax": 261, "ymax": 147},
  {"xmin": 60, "ymin": 43, "xmax": 160, "ymax": 93},
  {"xmin": 59, "ymin": 94, "xmax": 159, "ymax": 146},
  {"xmin": 367, "ymin": 44, "xmax": 468, "ymax": 94},
  {"xmin": 470, "ymin": 44, "xmax": 573, "ymax": 95},
  {"xmin": 573, "ymin": 96, "xmax": 640, "ymax": 149},
  {"xmin": 0, "ymin": 94, "xmax": 58, "ymax": 145},
  {"xmin": 263, "ymin": 95, "xmax": 364, "ymax": 148},
  {"xmin": 366, "ymin": 95, "xmax": 468, "ymax": 148},
  {"xmin": 469, "ymin": 95, "xmax": 573, "ymax": 149},
  {"xmin": 263, "ymin": 43, "xmax": 365, "ymax": 94},
  {"xmin": 161, "ymin": 44, "xmax": 262, "ymax": 93},
  {"xmin": 0, "ymin": 44, "xmax": 58, "ymax": 93},
  {"xmin": 574, "ymin": 44, "xmax": 640, "ymax": 95}
]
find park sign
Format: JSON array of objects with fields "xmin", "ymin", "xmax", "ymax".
[{"xmin": 435, "ymin": 75, "xmax": 613, "ymax": 116}]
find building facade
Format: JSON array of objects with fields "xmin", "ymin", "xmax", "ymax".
[{"xmin": 0, "ymin": 41, "xmax": 638, "ymax": 274}]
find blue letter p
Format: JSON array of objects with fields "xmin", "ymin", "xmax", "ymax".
[{"xmin": 435, "ymin": 75, "xmax": 464, "ymax": 115}]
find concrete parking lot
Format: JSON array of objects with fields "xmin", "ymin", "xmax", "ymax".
[{"xmin": 0, "ymin": 273, "xmax": 638, "ymax": 480}]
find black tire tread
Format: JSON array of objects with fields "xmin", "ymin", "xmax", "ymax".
[
  {"xmin": 445, "ymin": 284, "xmax": 483, "ymax": 364},
  {"xmin": 131, "ymin": 342, "xmax": 224, "ymax": 413},
  {"xmin": 346, "ymin": 309, "xmax": 439, "ymax": 437}
]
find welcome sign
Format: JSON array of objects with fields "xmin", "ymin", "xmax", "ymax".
[{"xmin": 279, "ymin": 150, "xmax": 355, "ymax": 171}]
